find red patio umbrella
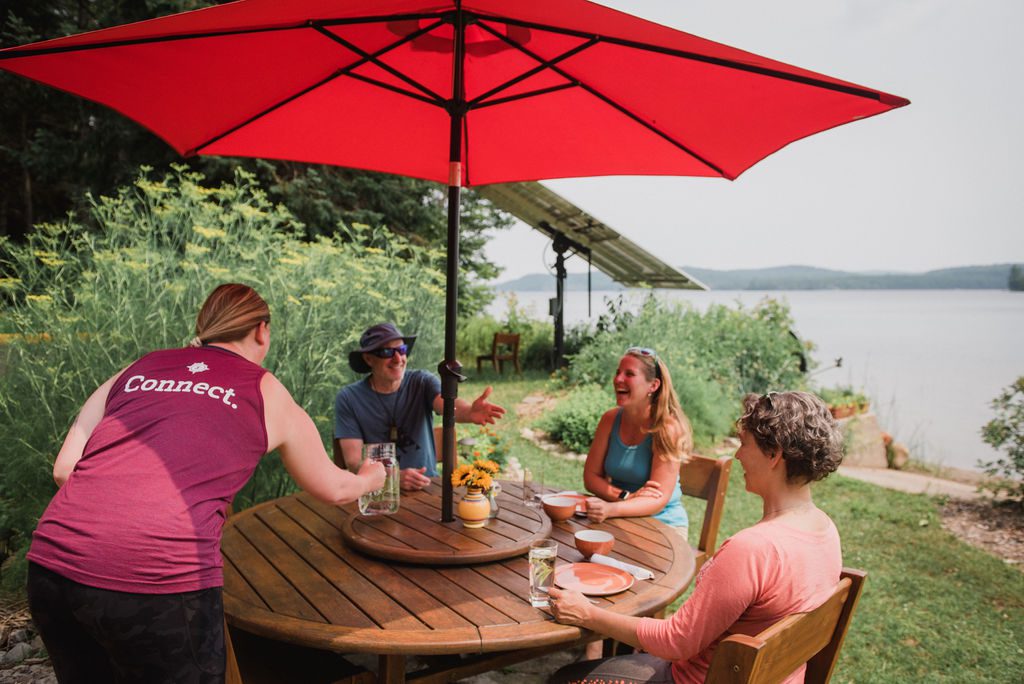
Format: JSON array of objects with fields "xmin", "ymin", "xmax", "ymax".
[{"xmin": 0, "ymin": 0, "xmax": 908, "ymax": 521}]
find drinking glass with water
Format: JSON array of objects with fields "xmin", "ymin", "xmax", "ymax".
[
  {"xmin": 357, "ymin": 443, "xmax": 399, "ymax": 515},
  {"xmin": 523, "ymin": 468, "xmax": 542, "ymax": 508},
  {"xmin": 528, "ymin": 539, "xmax": 558, "ymax": 607}
]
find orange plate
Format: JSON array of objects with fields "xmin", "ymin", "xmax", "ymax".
[{"xmin": 554, "ymin": 562, "xmax": 634, "ymax": 596}]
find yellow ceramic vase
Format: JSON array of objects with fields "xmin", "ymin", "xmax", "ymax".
[{"xmin": 457, "ymin": 487, "xmax": 490, "ymax": 528}]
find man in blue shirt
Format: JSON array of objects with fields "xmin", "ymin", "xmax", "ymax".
[{"xmin": 334, "ymin": 323, "xmax": 506, "ymax": 491}]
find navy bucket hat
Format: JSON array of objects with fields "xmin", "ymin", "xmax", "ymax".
[{"xmin": 348, "ymin": 322, "xmax": 417, "ymax": 374}]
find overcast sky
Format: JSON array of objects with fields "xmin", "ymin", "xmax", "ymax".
[{"xmin": 483, "ymin": 0, "xmax": 1024, "ymax": 281}]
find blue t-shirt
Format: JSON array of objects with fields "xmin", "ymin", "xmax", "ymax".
[
  {"xmin": 604, "ymin": 409, "xmax": 688, "ymax": 529},
  {"xmin": 333, "ymin": 369, "xmax": 441, "ymax": 476}
]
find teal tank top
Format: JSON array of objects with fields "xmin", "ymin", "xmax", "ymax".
[{"xmin": 604, "ymin": 410, "xmax": 688, "ymax": 529}]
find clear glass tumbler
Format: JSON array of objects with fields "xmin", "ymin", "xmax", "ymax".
[
  {"xmin": 523, "ymin": 468, "xmax": 541, "ymax": 508},
  {"xmin": 528, "ymin": 538, "xmax": 558, "ymax": 607},
  {"xmin": 488, "ymin": 482, "xmax": 502, "ymax": 519},
  {"xmin": 357, "ymin": 442, "xmax": 399, "ymax": 515}
]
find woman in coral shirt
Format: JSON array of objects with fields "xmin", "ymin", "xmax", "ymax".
[{"xmin": 549, "ymin": 391, "xmax": 844, "ymax": 684}]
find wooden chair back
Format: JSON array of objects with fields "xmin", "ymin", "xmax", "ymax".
[
  {"xmin": 433, "ymin": 425, "xmax": 457, "ymax": 462},
  {"xmin": 705, "ymin": 568, "xmax": 867, "ymax": 684},
  {"xmin": 476, "ymin": 332, "xmax": 522, "ymax": 374},
  {"xmin": 680, "ymin": 453, "xmax": 732, "ymax": 571}
]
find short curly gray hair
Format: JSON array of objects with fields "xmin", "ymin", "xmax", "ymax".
[{"xmin": 738, "ymin": 391, "xmax": 843, "ymax": 484}]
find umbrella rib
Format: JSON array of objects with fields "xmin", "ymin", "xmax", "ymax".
[
  {"xmin": 189, "ymin": 68, "xmax": 350, "ymax": 155},
  {"xmin": 344, "ymin": 71, "xmax": 442, "ymax": 107},
  {"xmin": 476, "ymin": 14, "xmax": 894, "ymax": 103},
  {"xmin": 474, "ymin": 20, "xmax": 727, "ymax": 177},
  {"xmin": 467, "ymin": 34, "xmax": 599, "ymax": 107},
  {"xmin": 311, "ymin": 23, "xmax": 446, "ymax": 105},
  {"xmin": 0, "ymin": 12, "xmax": 446, "ymax": 60},
  {"xmin": 470, "ymin": 83, "xmax": 577, "ymax": 110}
]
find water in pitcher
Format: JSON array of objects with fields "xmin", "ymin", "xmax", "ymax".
[{"xmin": 357, "ymin": 443, "xmax": 400, "ymax": 515}]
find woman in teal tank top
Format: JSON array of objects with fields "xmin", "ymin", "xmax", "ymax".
[{"xmin": 583, "ymin": 347, "xmax": 693, "ymax": 534}]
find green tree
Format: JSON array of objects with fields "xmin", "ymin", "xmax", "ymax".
[
  {"xmin": 979, "ymin": 377, "xmax": 1024, "ymax": 505},
  {"xmin": 0, "ymin": 1, "xmax": 512, "ymax": 314},
  {"xmin": 1009, "ymin": 265, "xmax": 1024, "ymax": 292}
]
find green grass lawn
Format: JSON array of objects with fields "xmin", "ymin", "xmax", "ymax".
[{"xmin": 463, "ymin": 372, "xmax": 1024, "ymax": 684}]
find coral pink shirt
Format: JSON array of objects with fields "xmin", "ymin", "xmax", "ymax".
[{"xmin": 636, "ymin": 516, "xmax": 842, "ymax": 684}]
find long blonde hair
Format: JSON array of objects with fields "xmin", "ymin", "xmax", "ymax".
[
  {"xmin": 191, "ymin": 283, "xmax": 270, "ymax": 347},
  {"xmin": 625, "ymin": 350, "xmax": 693, "ymax": 461}
]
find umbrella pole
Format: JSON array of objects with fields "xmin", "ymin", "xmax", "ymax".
[{"xmin": 440, "ymin": 5, "xmax": 468, "ymax": 523}]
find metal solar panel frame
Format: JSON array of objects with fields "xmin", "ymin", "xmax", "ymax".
[{"xmin": 477, "ymin": 182, "xmax": 707, "ymax": 291}]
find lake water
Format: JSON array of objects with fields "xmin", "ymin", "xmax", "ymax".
[{"xmin": 488, "ymin": 289, "xmax": 1024, "ymax": 472}]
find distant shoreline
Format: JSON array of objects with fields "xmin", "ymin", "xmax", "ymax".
[{"xmin": 494, "ymin": 263, "xmax": 1019, "ymax": 292}]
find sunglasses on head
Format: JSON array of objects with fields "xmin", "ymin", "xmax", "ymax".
[
  {"xmin": 369, "ymin": 343, "xmax": 409, "ymax": 359},
  {"xmin": 626, "ymin": 346, "xmax": 657, "ymax": 360},
  {"xmin": 625, "ymin": 346, "xmax": 661, "ymax": 378}
]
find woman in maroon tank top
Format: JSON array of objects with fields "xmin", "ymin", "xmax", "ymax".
[{"xmin": 27, "ymin": 283, "xmax": 386, "ymax": 684}]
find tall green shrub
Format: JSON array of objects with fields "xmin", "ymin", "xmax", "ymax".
[
  {"xmin": 979, "ymin": 376, "xmax": 1024, "ymax": 505},
  {"xmin": 0, "ymin": 167, "xmax": 446, "ymax": 589},
  {"xmin": 538, "ymin": 385, "xmax": 609, "ymax": 454},
  {"xmin": 562, "ymin": 295, "xmax": 807, "ymax": 447}
]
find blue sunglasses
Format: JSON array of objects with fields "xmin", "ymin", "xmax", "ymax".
[{"xmin": 369, "ymin": 343, "xmax": 409, "ymax": 359}]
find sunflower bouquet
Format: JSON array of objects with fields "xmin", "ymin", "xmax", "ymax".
[{"xmin": 451, "ymin": 459, "xmax": 500, "ymax": 492}]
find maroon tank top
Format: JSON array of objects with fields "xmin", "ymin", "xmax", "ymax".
[{"xmin": 28, "ymin": 346, "xmax": 267, "ymax": 593}]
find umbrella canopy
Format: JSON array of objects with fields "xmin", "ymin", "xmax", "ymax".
[{"xmin": 1, "ymin": 0, "xmax": 908, "ymax": 520}]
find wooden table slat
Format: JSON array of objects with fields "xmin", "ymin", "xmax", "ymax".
[
  {"xmin": 254, "ymin": 506, "xmax": 402, "ymax": 630},
  {"xmin": 223, "ymin": 515, "xmax": 326, "ymax": 623},
  {"xmin": 278, "ymin": 497, "xmax": 470, "ymax": 631},
  {"xmin": 393, "ymin": 565, "xmax": 513, "ymax": 627},
  {"xmin": 223, "ymin": 557, "xmax": 266, "ymax": 609},
  {"xmin": 604, "ymin": 516, "xmax": 674, "ymax": 552},
  {"xmin": 436, "ymin": 565, "xmax": 543, "ymax": 625}
]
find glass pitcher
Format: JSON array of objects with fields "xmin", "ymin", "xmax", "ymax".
[{"xmin": 357, "ymin": 443, "xmax": 399, "ymax": 515}]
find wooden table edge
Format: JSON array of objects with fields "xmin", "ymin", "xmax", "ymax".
[{"xmin": 224, "ymin": 595, "xmax": 484, "ymax": 654}]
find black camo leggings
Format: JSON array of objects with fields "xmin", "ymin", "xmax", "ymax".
[{"xmin": 27, "ymin": 562, "xmax": 225, "ymax": 684}]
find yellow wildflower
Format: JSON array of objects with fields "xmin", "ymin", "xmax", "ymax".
[{"xmin": 193, "ymin": 224, "xmax": 227, "ymax": 240}]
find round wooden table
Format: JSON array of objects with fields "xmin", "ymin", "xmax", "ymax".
[{"xmin": 222, "ymin": 480, "xmax": 695, "ymax": 683}]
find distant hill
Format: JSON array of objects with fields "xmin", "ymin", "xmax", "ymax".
[{"xmin": 494, "ymin": 264, "xmax": 1018, "ymax": 291}]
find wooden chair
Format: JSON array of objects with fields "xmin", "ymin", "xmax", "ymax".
[
  {"xmin": 433, "ymin": 424, "xmax": 460, "ymax": 462},
  {"xmin": 705, "ymin": 568, "xmax": 867, "ymax": 684},
  {"xmin": 681, "ymin": 453, "xmax": 733, "ymax": 572},
  {"xmin": 476, "ymin": 332, "xmax": 522, "ymax": 375}
]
